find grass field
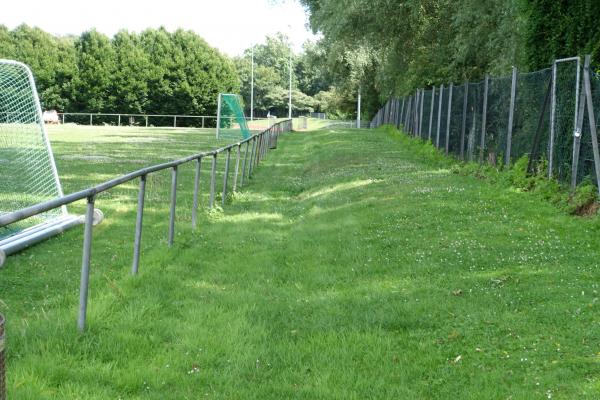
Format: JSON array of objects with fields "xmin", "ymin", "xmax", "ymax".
[{"xmin": 1, "ymin": 125, "xmax": 600, "ymax": 398}]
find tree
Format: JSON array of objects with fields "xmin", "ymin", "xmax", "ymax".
[{"xmin": 72, "ymin": 29, "xmax": 117, "ymax": 112}]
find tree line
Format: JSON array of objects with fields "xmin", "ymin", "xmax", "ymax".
[
  {"xmin": 0, "ymin": 25, "xmax": 344, "ymax": 120},
  {"xmin": 299, "ymin": 0, "xmax": 600, "ymax": 118},
  {"xmin": 0, "ymin": 25, "xmax": 239, "ymax": 116}
]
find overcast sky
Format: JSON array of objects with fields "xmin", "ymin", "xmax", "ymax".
[{"xmin": 2, "ymin": 0, "xmax": 318, "ymax": 55}]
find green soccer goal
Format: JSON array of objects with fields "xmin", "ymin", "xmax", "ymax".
[{"xmin": 216, "ymin": 93, "xmax": 251, "ymax": 141}]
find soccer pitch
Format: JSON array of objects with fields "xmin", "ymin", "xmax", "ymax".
[{"xmin": 47, "ymin": 124, "xmax": 224, "ymax": 193}]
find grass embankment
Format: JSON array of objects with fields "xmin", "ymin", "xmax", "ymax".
[{"xmin": 1, "ymin": 125, "xmax": 600, "ymax": 398}]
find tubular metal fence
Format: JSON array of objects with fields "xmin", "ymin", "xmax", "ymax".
[
  {"xmin": 370, "ymin": 55, "xmax": 600, "ymax": 191},
  {"xmin": 0, "ymin": 119, "xmax": 292, "ymax": 333},
  {"xmin": 55, "ymin": 112, "xmax": 276, "ymax": 130}
]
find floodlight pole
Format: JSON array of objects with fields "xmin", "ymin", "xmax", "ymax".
[
  {"xmin": 357, "ymin": 86, "xmax": 361, "ymax": 128},
  {"xmin": 216, "ymin": 93, "xmax": 222, "ymax": 140},
  {"xmin": 250, "ymin": 45, "xmax": 254, "ymax": 121},
  {"xmin": 288, "ymin": 48, "xmax": 292, "ymax": 119}
]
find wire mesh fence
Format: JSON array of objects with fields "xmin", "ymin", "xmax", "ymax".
[{"xmin": 370, "ymin": 55, "xmax": 600, "ymax": 191}]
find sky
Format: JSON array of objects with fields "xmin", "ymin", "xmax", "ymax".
[{"xmin": 1, "ymin": 0, "xmax": 318, "ymax": 56}]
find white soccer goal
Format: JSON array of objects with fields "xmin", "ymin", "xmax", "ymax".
[{"xmin": 0, "ymin": 60, "xmax": 82, "ymax": 266}]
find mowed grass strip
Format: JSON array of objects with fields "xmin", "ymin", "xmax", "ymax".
[{"xmin": 1, "ymin": 126, "xmax": 600, "ymax": 399}]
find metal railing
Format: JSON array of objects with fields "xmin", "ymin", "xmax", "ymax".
[
  {"xmin": 55, "ymin": 112, "xmax": 276, "ymax": 129},
  {"xmin": 0, "ymin": 119, "xmax": 292, "ymax": 332}
]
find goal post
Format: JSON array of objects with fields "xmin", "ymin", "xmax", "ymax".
[
  {"xmin": 0, "ymin": 59, "xmax": 83, "ymax": 266},
  {"xmin": 216, "ymin": 93, "xmax": 251, "ymax": 141}
]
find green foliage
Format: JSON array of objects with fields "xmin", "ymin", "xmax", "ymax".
[
  {"xmin": 525, "ymin": 0, "xmax": 600, "ymax": 68},
  {"xmin": 0, "ymin": 25, "xmax": 238, "ymax": 115},
  {"xmin": 299, "ymin": 0, "xmax": 600, "ymax": 120}
]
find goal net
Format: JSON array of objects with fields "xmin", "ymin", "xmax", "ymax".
[
  {"xmin": 0, "ymin": 60, "xmax": 79, "ymax": 264},
  {"xmin": 216, "ymin": 93, "xmax": 251, "ymax": 141}
]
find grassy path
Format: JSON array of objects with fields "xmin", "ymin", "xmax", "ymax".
[{"xmin": 2, "ymin": 128, "xmax": 600, "ymax": 398}]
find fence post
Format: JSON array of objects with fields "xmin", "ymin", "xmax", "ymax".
[
  {"xmin": 241, "ymin": 141, "xmax": 249, "ymax": 186},
  {"xmin": 118, "ymin": 115, "xmax": 121, "ymax": 127},
  {"xmin": 399, "ymin": 97, "xmax": 405, "ymax": 128},
  {"xmin": 168, "ymin": 166, "xmax": 178, "ymax": 247},
  {"xmin": 428, "ymin": 87, "xmax": 436, "ymax": 141},
  {"xmin": 445, "ymin": 83, "xmax": 453, "ymax": 155},
  {"xmin": 131, "ymin": 174, "xmax": 146, "ymax": 275},
  {"xmin": 89, "ymin": 114, "xmax": 93, "ymax": 126},
  {"xmin": 460, "ymin": 82, "xmax": 469, "ymax": 159},
  {"xmin": 192, "ymin": 157, "xmax": 201, "ymax": 229},
  {"xmin": 548, "ymin": 61, "xmax": 558, "ymax": 177},
  {"xmin": 505, "ymin": 66, "xmax": 518, "ymax": 166},
  {"xmin": 209, "ymin": 153, "xmax": 217, "ymax": 208},
  {"xmin": 419, "ymin": 89, "xmax": 425, "ymax": 138},
  {"xmin": 436, "ymin": 85, "xmax": 444, "ymax": 148},
  {"xmin": 233, "ymin": 144, "xmax": 241, "ymax": 192},
  {"xmin": 0, "ymin": 314, "xmax": 5, "ymax": 400},
  {"xmin": 249, "ymin": 137, "xmax": 256, "ymax": 177},
  {"xmin": 77, "ymin": 195, "xmax": 96, "ymax": 332},
  {"xmin": 480, "ymin": 75, "xmax": 489, "ymax": 163},
  {"xmin": 222, "ymin": 148, "xmax": 231, "ymax": 207},
  {"xmin": 414, "ymin": 92, "xmax": 419, "ymax": 136},
  {"xmin": 582, "ymin": 54, "xmax": 600, "ymax": 193}
]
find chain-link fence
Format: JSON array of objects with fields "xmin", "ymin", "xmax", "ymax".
[{"xmin": 370, "ymin": 55, "xmax": 600, "ymax": 191}]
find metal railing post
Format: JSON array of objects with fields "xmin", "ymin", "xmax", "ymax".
[
  {"xmin": 241, "ymin": 141, "xmax": 249, "ymax": 186},
  {"xmin": 192, "ymin": 157, "xmax": 201, "ymax": 229},
  {"xmin": 131, "ymin": 174, "xmax": 146, "ymax": 275},
  {"xmin": 168, "ymin": 166, "xmax": 178, "ymax": 247},
  {"xmin": 506, "ymin": 66, "xmax": 517, "ymax": 166},
  {"xmin": 209, "ymin": 153, "xmax": 217, "ymax": 208},
  {"xmin": 222, "ymin": 148, "xmax": 231, "ymax": 207},
  {"xmin": 233, "ymin": 144, "xmax": 241, "ymax": 192},
  {"xmin": 78, "ymin": 195, "xmax": 95, "ymax": 332},
  {"xmin": 248, "ymin": 137, "xmax": 256, "ymax": 177}
]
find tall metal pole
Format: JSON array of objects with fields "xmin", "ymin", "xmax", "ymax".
[
  {"xmin": 250, "ymin": 45, "xmax": 254, "ymax": 121},
  {"xmin": 357, "ymin": 87, "xmax": 361, "ymax": 128},
  {"xmin": 288, "ymin": 48, "xmax": 292, "ymax": 119}
]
